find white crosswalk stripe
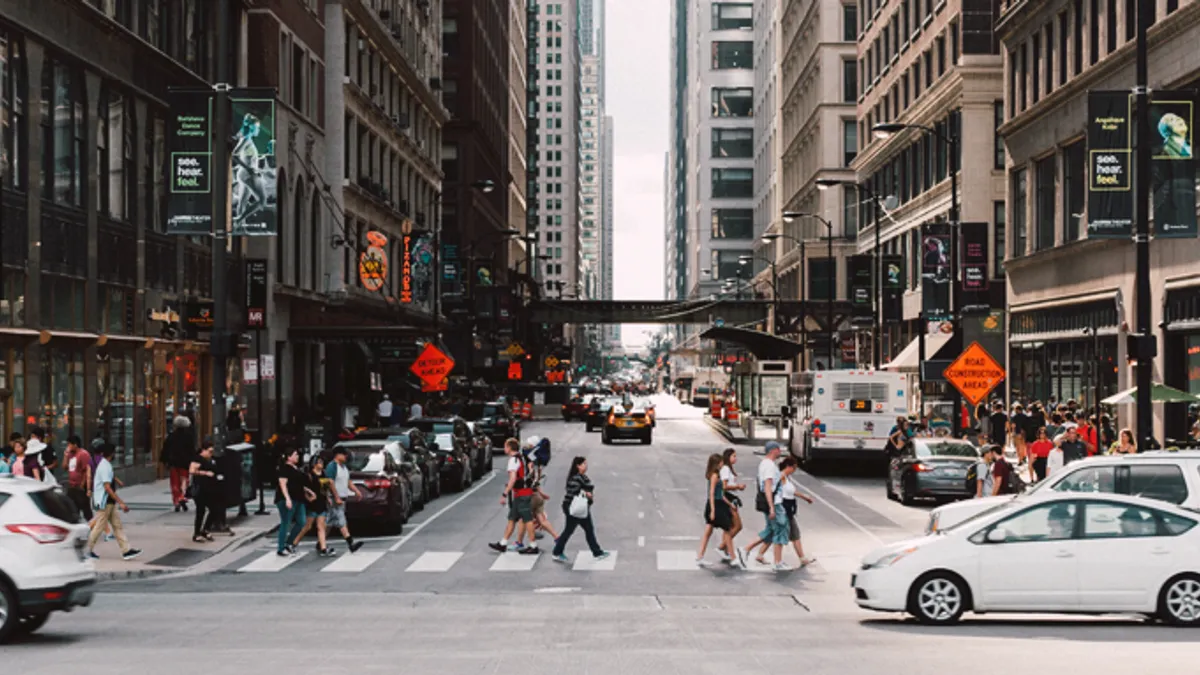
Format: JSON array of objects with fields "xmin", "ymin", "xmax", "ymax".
[
  {"xmin": 571, "ymin": 551, "xmax": 618, "ymax": 571},
  {"xmin": 320, "ymin": 551, "xmax": 385, "ymax": 573},
  {"xmin": 656, "ymin": 549, "xmax": 701, "ymax": 571},
  {"xmin": 489, "ymin": 551, "xmax": 541, "ymax": 571},
  {"xmin": 238, "ymin": 550, "xmax": 309, "ymax": 572},
  {"xmin": 406, "ymin": 551, "xmax": 463, "ymax": 572}
]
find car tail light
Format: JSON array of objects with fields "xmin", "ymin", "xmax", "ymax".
[
  {"xmin": 608, "ymin": 413, "xmax": 616, "ymax": 424},
  {"xmin": 913, "ymin": 463, "xmax": 933, "ymax": 473},
  {"xmin": 363, "ymin": 478, "xmax": 392, "ymax": 489},
  {"xmin": 5, "ymin": 524, "xmax": 71, "ymax": 544},
  {"xmin": 443, "ymin": 455, "xmax": 457, "ymax": 464}
]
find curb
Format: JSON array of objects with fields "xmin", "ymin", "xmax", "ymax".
[
  {"xmin": 95, "ymin": 525, "xmax": 276, "ymax": 582},
  {"xmin": 703, "ymin": 415, "xmax": 736, "ymax": 444}
]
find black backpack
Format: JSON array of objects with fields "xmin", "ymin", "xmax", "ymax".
[{"xmin": 964, "ymin": 462, "xmax": 979, "ymax": 493}]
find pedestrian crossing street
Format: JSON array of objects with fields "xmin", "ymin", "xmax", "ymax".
[{"xmin": 231, "ymin": 546, "xmax": 860, "ymax": 576}]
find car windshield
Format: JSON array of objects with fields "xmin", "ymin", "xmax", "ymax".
[
  {"xmin": 914, "ymin": 441, "xmax": 979, "ymax": 459},
  {"xmin": 346, "ymin": 451, "xmax": 385, "ymax": 473},
  {"xmin": 939, "ymin": 501, "xmax": 1014, "ymax": 534},
  {"xmin": 409, "ymin": 420, "xmax": 455, "ymax": 435},
  {"xmin": 432, "ymin": 433, "xmax": 454, "ymax": 449}
]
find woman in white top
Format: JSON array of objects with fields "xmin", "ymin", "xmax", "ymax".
[
  {"xmin": 779, "ymin": 472, "xmax": 816, "ymax": 566},
  {"xmin": 718, "ymin": 448, "xmax": 746, "ymax": 544}
]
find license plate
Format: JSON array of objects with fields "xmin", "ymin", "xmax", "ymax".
[
  {"xmin": 622, "ymin": 420, "xmax": 636, "ymax": 427},
  {"xmin": 850, "ymin": 573, "xmax": 857, "ymax": 587}
]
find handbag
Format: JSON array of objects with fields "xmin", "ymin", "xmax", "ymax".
[
  {"xmin": 755, "ymin": 475, "xmax": 783, "ymax": 513},
  {"xmin": 568, "ymin": 492, "xmax": 590, "ymax": 519}
]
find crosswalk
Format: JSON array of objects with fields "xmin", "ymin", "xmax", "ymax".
[{"xmin": 232, "ymin": 546, "xmax": 854, "ymax": 575}]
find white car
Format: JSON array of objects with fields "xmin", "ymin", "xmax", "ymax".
[
  {"xmin": 0, "ymin": 476, "xmax": 96, "ymax": 642},
  {"xmin": 925, "ymin": 451, "xmax": 1200, "ymax": 534},
  {"xmin": 853, "ymin": 491, "xmax": 1200, "ymax": 625}
]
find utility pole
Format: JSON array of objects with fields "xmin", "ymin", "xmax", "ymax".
[
  {"xmin": 1134, "ymin": 0, "xmax": 1153, "ymax": 449},
  {"xmin": 211, "ymin": 0, "xmax": 232, "ymax": 453}
]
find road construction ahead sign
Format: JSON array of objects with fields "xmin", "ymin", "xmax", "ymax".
[{"xmin": 943, "ymin": 341, "xmax": 1005, "ymax": 406}]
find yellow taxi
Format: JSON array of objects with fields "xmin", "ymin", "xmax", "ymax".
[{"xmin": 602, "ymin": 404, "xmax": 653, "ymax": 445}]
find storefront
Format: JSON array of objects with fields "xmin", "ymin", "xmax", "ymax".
[
  {"xmin": 1009, "ymin": 296, "xmax": 1119, "ymax": 412},
  {"xmin": 1163, "ymin": 283, "xmax": 1200, "ymax": 440}
]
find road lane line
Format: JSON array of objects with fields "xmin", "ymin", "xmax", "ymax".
[
  {"xmin": 637, "ymin": 536, "xmax": 645, "ymax": 547},
  {"xmin": 238, "ymin": 550, "xmax": 308, "ymax": 572},
  {"xmin": 800, "ymin": 478, "xmax": 885, "ymax": 546},
  {"xmin": 388, "ymin": 470, "xmax": 498, "ymax": 552},
  {"xmin": 655, "ymin": 550, "xmax": 700, "ymax": 571},
  {"xmin": 320, "ymin": 551, "xmax": 384, "ymax": 573}
]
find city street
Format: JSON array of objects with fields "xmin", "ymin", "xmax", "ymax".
[{"xmin": 2, "ymin": 397, "xmax": 1193, "ymax": 674}]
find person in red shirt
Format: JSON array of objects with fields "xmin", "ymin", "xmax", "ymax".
[
  {"xmin": 63, "ymin": 435, "xmax": 93, "ymax": 521},
  {"xmin": 1027, "ymin": 427, "xmax": 1055, "ymax": 482},
  {"xmin": 1076, "ymin": 419, "xmax": 1098, "ymax": 455}
]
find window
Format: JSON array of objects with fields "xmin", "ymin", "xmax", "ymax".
[
  {"xmin": 712, "ymin": 3, "xmax": 753, "ymax": 30},
  {"xmin": 1129, "ymin": 465, "xmax": 1190, "ymax": 505},
  {"xmin": 993, "ymin": 201, "xmax": 1006, "ymax": 276},
  {"xmin": 1161, "ymin": 511, "xmax": 1196, "ymax": 535},
  {"xmin": 1031, "ymin": 33, "xmax": 1041, "ymax": 104},
  {"xmin": 1058, "ymin": 12, "xmax": 1068, "ymax": 85},
  {"xmin": 1012, "ymin": 167, "xmax": 1027, "ymax": 256},
  {"xmin": 1052, "ymin": 465, "xmax": 1118, "ymax": 494},
  {"xmin": 711, "ymin": 249, "xmax": 751, "ymax": 281},
  {"xmin": 711, "ymin": 42, "xmax": 753, "ymax": 69},
  {"xmin": 711, "ymin": 209, "xmax": 753, "ymax": 239},
  {"xmin": 1045, "ymin": 23, "xmax": 1054, "ymax": 94},
  {"xmin": 843, "ymin": 187, "xmax": 858, "ymax": 237},
  {"xmin": 809, "ymin": 259, "xmax": 835, "ymax": 300},
  {"xmin": 843, "ymin": 59, "xmax": 857, "ymax": 102},
  {"xmin": 1124, "ymin": 0, "xmax": 1136, "ymax": 42},
  {"xmin": 993, "ymin": 101, "xmax": 1005, "ymax": 169},
  {"xmin": 1081, "ymin": 501, "xmax": 1163, "ymax": 538},
  {"xmin": 843, "ymin": 119, "xmax": 857, "ymax": 166},
  {"xmin": 843, "ymin": 4, "xmax": 858, "ymax": 41},
  {"xmin": 1035, "ymin": 155, "xmax": 1056, "ymax": 250},
  {"xmin": 42, "ymin": 57, "xmax": 86, "ymax": 207},
  {"xmin": 1, "ymin": 31, "xmax": 26, "ymax": 190},
  {"xmin": 711, "ymin": 168, "xmax": 753, "ymax": 198},
  {"xmin": 1074, "ymin": 0, "xmax": 1084, "ymax": 75},
  {"xmin": 711, "ymin": 128, "xmax": 753, "ymax": 158},
  {"xmin": 1106, "ymin": 0, "xmax": 1117, "ymax": 53},
  {"xmin": 1090, "ymin": 0, "xmax": 1100, "ymax": 64},
  {"xmin": 98, "ymin": 85, "xmax": 134, "ymax": 221},
  {"xmin": 1063, "ymin": 140, "xmax": 1085, "ymax": 241},
  {"xmin": 989, "ymin": 502, "xmax": 1079, "ymax": 542},
  {"xmin": 711, "ymin": 87, "xmax": 753, "ymax": 117}
]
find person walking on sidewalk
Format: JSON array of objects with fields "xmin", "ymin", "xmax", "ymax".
[
  {"xmin": 292, "ymin": 455, "xmax": 335, "ymax": 557},
  {"xmin": 720, "ymin": 448, "xmax": 746, "ymax": 562},
  {"xmin": 25, "ymin": 426, "xmax": 57, "ymax": 485},
  {"xmin": 188, "ymin": 440, "xmax": 220, "ymax": 542},
  {"xmin": 86, "ymin": 443, "xmax": 141, "ymax": 561},
  {"xmin": 63, "ymin": 436, "xmax": 93, "ymax": 522},
  {"xmin": 489, "ymin": 438, "xmax": 539, "ymax": 554},
  {"xmin": 739, "ymin": 441, "xmax": 785, "ymax": 568},
  {"xmin": 551, "ymin": 456, "xmax": 608, "ymax": 563},
  {"xmin": 325, "ymin": 447, "xmax": 364, "ymax": 553},
  {"xmin": 164, "ymin": 416, "xmax": 195, "ymax": 512},
  {"xmin": 274, "ymin": 448, "xmax": 308, "ymax": 557}
]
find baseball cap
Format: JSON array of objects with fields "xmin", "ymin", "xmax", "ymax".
[
  {"xmin": 764, "ymin": 441, "xmax": 782, "ymax": 454},
  {"xmin": 524, "ymin": 435, "xmax": 541, "ymax": 449}
]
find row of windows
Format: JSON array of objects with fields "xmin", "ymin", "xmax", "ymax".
[
  {"xmin": 1007, "ymin": 138, "xmax": 1089, "ymax": 259},
  {"xmin": 858, "ymin": 21, "xmax": 957, "ymax": 139},
  {"xmin": 859, "ymin": 0, "xmax": 947, "ymax": 94},
  {"xmin": 86, "ymin": 0, "xmax": 211, "ymax": 81},
  {"xmin": 862, "ymin": 110, "xmax": 961, "ymax": 217}
]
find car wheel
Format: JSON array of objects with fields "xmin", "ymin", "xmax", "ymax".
[
  {"xmin": 908, "ymin": 572, "xmax": 969, "ymax": 625},
  {"xmin": 899, "ymin": 474, "xmax": 917, "ymax": 506},
  {"xmin": 0, "ymin": 581, "xmax": 16, "ymax": 643},
  {"xmin": 1158, "ymin": 574, "xmax": 1200, "ymax": 626},
  {"xmin": 601, "ymin": 431, "xmax": 612, "ymax": 445},
  {"xmin": 15, "ymin": 613, "xmax": 50, "ymax": 636}
]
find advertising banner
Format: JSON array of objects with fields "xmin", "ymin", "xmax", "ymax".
[
  {"xmin": 881, "ymin": 254, "xmax": 904, "ymax": 322},
  {"xmin": 960, "ymin": 222, "xmax": 989, "ymax": 311},
  {"xmin": 244, "ymin": 258, "xmax": 268, "ymax": 329},
  {"xmin": 921, "ymin": 222, "xmax": 952, "ymax": 321},
  {"xmin": 1087, "ymin": 91, "xmax": 1133, "ymax": 239},
  {"xmin": 964, "ymin": 310, "xmax": 1006, "ymax": 374},
  {"xmin": 848, "ymin": 255, "xmax": 873, "ymax": 325},
  {"xmin": 166, "ymin": 89, "xmax": 214, "ymax": 235},
  {"xmin": 229, "ymin": 92, "xmax": 278, "ymax": 236},
  {"xmin": 441, "ymin": 243, "xmax": 462, "ymax": 298},
  {"xmin": 1150, "ymin": 92, "xmax": 1198, "ymax": 238}
]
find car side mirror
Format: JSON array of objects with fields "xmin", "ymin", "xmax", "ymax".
[{"xmin": 986, "ymin": 527, "xmax": 1009, "ymax": 544}]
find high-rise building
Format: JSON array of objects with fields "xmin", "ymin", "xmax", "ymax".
[
  {"xmin": 508, "ymin": 0, "xmax": 531, "ymax": 281},
  {"xmin": 580, "ymin": 53, "xmax": 603, "ymax": 300},
  {"xmin": 602, "ymin": 113, "xmax": 617, "ymax": 347},
  {"xmin": 666, "ymin": 0, "xmax": 690, "ymax": 317},
  {"xmin": 750, "ymin": 0, "xmax": 781, "ymax": 307}
]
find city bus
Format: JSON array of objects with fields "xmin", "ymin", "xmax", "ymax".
[{"xmin": 787, "ymin": 370, "xmax": 908, "ymax": 467}]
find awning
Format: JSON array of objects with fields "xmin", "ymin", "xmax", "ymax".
[
  {"xmin": 882, "ymin": 332, "xmax": 952, "ymax": 372},
  {"xmin": 698, "ymin": 326, "xmax": 804, "ymax": 360}
]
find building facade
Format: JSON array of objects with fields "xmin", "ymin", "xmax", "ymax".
[
  {"xmin": 751, "ymin": 0, "xmax": 781, "ymax": 306},
  {"xmin": 998, "ymin": 0, "xmax": 1200, "ymax": 439},
  {"xmin": 579, "ymin": 53, "xmax": 602, "ymax": 300},
  {"xmin": 666, "ymin": 0, "xmax": 690, "ymax": 323},
  {"xmin": 507, "ymin": 0, "xmax": 530, "ymax": 282},
  {"xmin": 851, "ymin": 0, "xmax": 1004, "ymax": 386}
]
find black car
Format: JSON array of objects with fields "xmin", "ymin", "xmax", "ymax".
[
  {"xmin": 887, "ymin": 438, "xmax": 981, "ymax": 505},
  {"xmin": 464, "ymin": 421, "xmax": 496, "ymax": 472},
  {"xmin": 353, "ymin": 428, "xmax": 442, "ymax": 506},
  {"xmin": 330, "ymin": 440, "xmax": 414, "ymax": 533},
  {"xmin": 585, "ymin": 397, "xmax": 622, "ymax": 432},
  {"xmin": 408, "ymin": 417, "xmax": 489, "ymax": 481},
  {"xmin": 403, "ymin": 425, "xmax": 472, "ymax": 493},
  {"xmin": 461, "ymin": 401, "xmax": 521, "ymax": 448}
]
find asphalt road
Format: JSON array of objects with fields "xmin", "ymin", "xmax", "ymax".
[{"xmin": 4, "ymin": 396, "xmax": 1193, "ymax": 673}]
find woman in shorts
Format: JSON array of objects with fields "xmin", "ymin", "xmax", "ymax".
[{"xmin": 292, "ymin": 455, "xmax": 335, "ymax": 557}]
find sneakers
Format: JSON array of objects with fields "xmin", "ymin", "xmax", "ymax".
[
  {"xmin": 734, "ymin": 547, "xmax": 748, "ymax": 568},
  {"xmin": 319, "ymin": 547, "xmax": 338, "ymax": 558},
  {"xmin": 276, "ymin": 549, "xmax": 291, "ymax": 557},
  {"xmin": 488, "ymin": 542, "xmax": 507, "ymax": 553},
  {"xmin": 592, "ymin": 551, "xmax": 610, "ymax": 561},
  {"xmin": 348, "ymin": 541, "xmax": 363, "ymax": 554},
  {"xmin": 122, "ymin": 548, "xmax": 143, "ymax": 561},
  {"xmin": 507, "ymin": 542, "xmax": 527, "ymax": 552},
  {"xmin": 284, "ymin": 544, "xmax": 296, "ymax": 555},
  {"xmin": 87, "ymin": 551, "xmax": 100, "ymax": 560},
  {"xmin": 695, "ymin": 556, "xmax": 708, "ymax": 567},
  {"xmin": 799, "ymin": 557, "xmax": 816, "ymax": 567},
  {"xmin": 518, "ymin": 545, "xmax": 540, "ymax": 555},
  {"xmin": 772, "ymin": 563, "xmax": 792, "ymax": 572},
  {"xmin": 552, "ymin": 553, "xmax": 570, "ymax": 563},
  {"xmin": 718, "ymin": 549, "xmax": 732, "ymax": 563}
]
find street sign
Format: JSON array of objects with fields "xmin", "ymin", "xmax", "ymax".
[
  {"xmin": 410, "ymin": 343, "xmax": 455, "ymax": 386},
  {"xmin": 544, "ymin": 355, "xmax": 560, "ymax": 369},
  {"xmin": 503, "ymin": 342, "xmax": 525, "ymax": 359},
  {"xmin": 942, "ymin": 342, "xmax": 1006, "ymax": 406}
]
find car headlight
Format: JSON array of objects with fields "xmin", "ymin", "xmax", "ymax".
[{"xmin": 866, "ymin": 547, "xmax": 918, "ymax": 569}]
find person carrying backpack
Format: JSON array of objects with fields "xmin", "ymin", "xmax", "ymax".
[
  {"xmin": 519, "ymin": 437, "xmax": 559, "ymax": 546},
  {"xmin": 488, "ymin": 438, "xmax": 539, "ymax": 554}
]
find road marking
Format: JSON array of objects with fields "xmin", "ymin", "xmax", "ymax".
[
  {"xmin": 320, "ymin": 551, "xmax": 384, "ymax": 573},
  {"xmin": 637, "ymin": 536, "xmax": 645, "ymax": 547},
  {"xmin": 660, "ymin": 535, "xmax": 701, "ymax": 541},
  {"xmin": 800, "ymin": 476, "xmax": 885, "ymax": 546},
  {"xmin": 655, "ymin": 550, "xmax": 700, "ymax": 571},
  {"xmin": 572, "ymin": 551, "xmax": 618, "ymax": 571},
  {"xmin": 656, "ymin": 509, "xmax": 665, "ymax": 519},
  {"xmin": 490, "ymin": 552, "xmax": 540, "ymax": 571},
  {"xmin": 534, "ymin": 586, "xmax": 582, "ymax": 594},
  {"xmin": 238, "ymin": 551, "xmax": 308, "ymax": 572},
  {"xmin": 405, "ymin": 551, "xmax": 463, "ymax": 572},
  {"xmin": 637, "ymin": 494, "xmax": 643, "ymax": 501},
  {"xmin": 637, "ymin": 511, "xmax": 645, "ymax": 519},
  {"xmin": 388, "ymin": 470, "xmax": 498, "ymax": 552}
]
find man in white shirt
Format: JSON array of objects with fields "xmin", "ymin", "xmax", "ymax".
[
  {"xmin": 738, "ymin": 441, "xmax": 783, "ymax": 565},
  {"xmin": 86, "ymin": 443, "xmax": 140, "ymax": 561},
  {"xmin": 377, "ymin": 395, "xmax": 393, "ymax": 426},
  {"xmin": 410, "ymin": 400, "xmax": 423, "ymax": 420}
]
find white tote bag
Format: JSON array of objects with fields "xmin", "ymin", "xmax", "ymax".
[{"xmin": 568, "ymin": 492, "xmax": 590, "ymax": 519}]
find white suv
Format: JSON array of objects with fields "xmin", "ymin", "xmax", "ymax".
[
  {"xmin": 926, "ymin": 450, "xmax": 1200, "ymax": 534},
  {"xmin": 0, "ymin": 476, "xmax": 96, "ymax": 642}
]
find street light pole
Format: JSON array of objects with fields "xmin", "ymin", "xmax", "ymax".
[
  {"xmin": 210, "ymin": 0, "xmax": 232, "ymax": 454},
  {"xmin": 739, "ymin": 255, "xmax": 779, "ymax": 334},
  {"xmin": 1134, "ymin": 0, "xmax": 1153, "ymax": 450}
]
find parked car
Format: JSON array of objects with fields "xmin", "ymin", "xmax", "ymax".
[
  {"xmin": 562, "ymin": 394, "xmax": 596, "ymax": 422},
  {"xmin": 585, "ymin": 397, "xmax": 622, "ymax": 432},
  {"xmin": 853, "ymin": 491, "xmax": 1200, "ymax": 625},
  {"xmin": 461, "ymin": 402, "xmax": 521, "ymax": 447},
  {"xmin": 352, "ymin": 428, "xmax": 442, "ymax": 506},
  {"xmin": 886, "ymin": 438, "xmax": 982, "ymax": 505},
  {"xmin": 925, "ymin": 450, "xmax": 1200, "ymax": 534},
  {"xmin": 465, "ymin": 421, "xmax": 496, "ymax": 472},
  {"xmin": 408, "ymin": 417, "xmax": 487, "ymax": 481},
  {"xmin": 0, "ymin": 476, "xmax": 96, "ymax": 642},
  {"xmin": 425, "ymin": 432, "xmax": 473, "ymax": 493},
  {"xmin": 603, "ymin": 405, "xmax": 653, "ymax": 445},
  {"xmin": 329, "ymin": 440, "xmax": 414, "ymax": 533}
]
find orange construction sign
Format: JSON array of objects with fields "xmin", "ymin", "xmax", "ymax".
[
  {"xmin": 410, "ymin": 344, "xmax": 455, "ymax": 387},
  {"xmin": 943, "ymin": 342, "xmax": 1006, "ymax": 406}
]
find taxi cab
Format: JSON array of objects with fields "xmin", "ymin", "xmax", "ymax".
[{"xmin": 602, "ymin": 404, "xmax": 653, "ymax": 445}]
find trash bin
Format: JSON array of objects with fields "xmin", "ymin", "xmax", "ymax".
[{"xmin": 223, "ymin": 442, "xmax": 257, "ymax": 506}]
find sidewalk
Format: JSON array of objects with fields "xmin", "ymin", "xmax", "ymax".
[{"xmin": 89, "ymin": 479, "xmax": 277, "ymax": 580}]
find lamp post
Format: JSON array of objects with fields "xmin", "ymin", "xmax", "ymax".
[
  {"xmin": 777, "ymin": 213, "xmax": 836, "ymax": 367},
  {"xmin": 873, "ymin": 121, "xmax": 961, "ymax": 434},
  {"xmin": 816, "ymin": 179, "xmax": 896, "ymax": 369},
  {"xmin": 1134, "ymin": 0, "xmax": 1153, "ymax": 450},
  {"xmin": 738, "ymin": 255, "xmax": 779, "ymax": 334}
]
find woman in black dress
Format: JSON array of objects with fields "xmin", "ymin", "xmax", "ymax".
[
  {"xmin": 290, "ymin": 456, "xmax": 335, "ymax": 557},
  {"xmin": 188, "ymin": 440, "xmax": 220, "ymax": 542},
  {"xmin": 696, "ymin": 453, "xmax": 735, "ymax": 566}
]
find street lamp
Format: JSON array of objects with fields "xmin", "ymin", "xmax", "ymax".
[
  {"xmin": 739, "ymin": 254, "xmax": 780, "ymax": 335},
  {"xmin": 817, "ymin": 179, "xmax": 897, "ymax": 369},
  {"xmin": 774, "ymin": 213, "xmax": 835, "ymax": 366},
  {"xmin": 872, "ymin": 121, "xmax": 961, "ymax": 434}
]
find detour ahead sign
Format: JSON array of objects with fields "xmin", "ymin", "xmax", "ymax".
[
  {"xmin": 410, "ymin": 343, "xmax": 455, "ymax": 388},
  {"xmin": 942, "ymin": 342, "xmax": 1005, "ymax": 406}
]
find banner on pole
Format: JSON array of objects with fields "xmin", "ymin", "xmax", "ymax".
[
  {"xmin": 881, "ymin": 254, "xmax": 904, "ymax": 322},
  {"xmin": 921, "ymin": 222, "xmax": 952, "ymax": 321},
  {"xmin": 960, "ymin": 222, "xmax": 990, "ymax": 311},
  {"xmin": 229, "ymin": 92, "xmax": 279, "ymax": 236},
  {"xmin": 165, "ymin": 89, "xmax": 215, "ymax": 235},
  {"xmin": 1149, "ymin": 92, "xmax": 1198, "ymax": 238},
  {"xmin": 245, "ymin": 258, "xmax": 268, "ymax": 329},
  {"xmin": 1087, "ymin": 90, "xmax": 1133, "ymax": 239},
  {"xmin": 848, "ymin": 255, "xmax": 873, "ymax": 326}
]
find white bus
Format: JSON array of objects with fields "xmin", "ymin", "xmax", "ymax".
[{"xmin": 787, "ymin": 370, "xmax": 908, "ymax": 466}]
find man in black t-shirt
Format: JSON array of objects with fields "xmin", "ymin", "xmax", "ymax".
[{"xmin": 989, "ymin": 402, "xmax": 1008, "ymax": 447}]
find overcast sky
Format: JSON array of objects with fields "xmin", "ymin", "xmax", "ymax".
[{"xmin": 606, "ymin": 0, "xmax": 668, "ymax": 348}]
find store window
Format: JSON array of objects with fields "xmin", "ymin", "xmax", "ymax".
[
  {"xmin": 711, "ymin": 209, "xmax": 753, "ymax": 239},
  {"xmin": 711, "ymin": 250, "xmax": 751, "ymax": 281},
  {"xmin": 0, "ymin": 270, "xmax": 25, "ymax": 327},
  {"xmin": 0, "ymin": 347, "xmax": 24, "ymax": 441},
  {"xmin": 97, "ymin": 350, "xmax": 136, "ymax": 466},
  {"xmin": 41, "ymin": 347, "xmax": 85, "ymax": 458},
  {"xmin": 41, "ymin": 56, "xmax": 86, "ymax": 208},
  {"xmin": 1, "ymin": 30, "xmax": 27, "ymax": 190},
  {"xmin": 40, "ymin": 276, "xmax": 85, "ymax": 331},
  {"xmin": 1035, "ymin": 155, "xmax": 1056, "ymax": 251}
]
